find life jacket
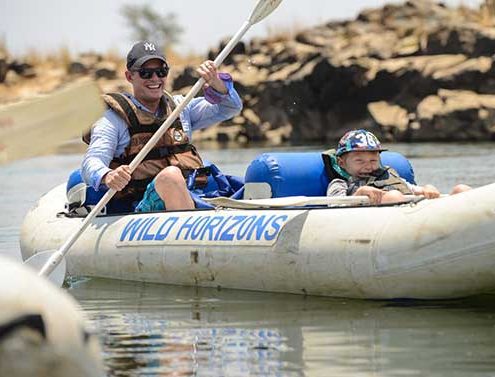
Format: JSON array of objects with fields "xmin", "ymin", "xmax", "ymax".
[
  {"xmin": 322, "ymin": 149, "xmax": 413, "ymax": 195},
  {"xmin": 83, "ymin": 92, "xmax": 208, "ymax": 202}
]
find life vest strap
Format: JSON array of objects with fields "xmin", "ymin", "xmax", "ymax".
[
  {"xmin": 116, "ymin": 144, "xmax": 193, "ymax": 165},
  {"xmin": 106, "ymin": 93, "xmax": 140, "ymax": 128}
]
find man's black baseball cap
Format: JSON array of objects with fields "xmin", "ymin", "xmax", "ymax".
[{"xmin": 126, "ymin": 41, "xmax": 167, "ymax": 70}]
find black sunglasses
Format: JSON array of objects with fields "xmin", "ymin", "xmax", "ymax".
[{"xmin": 133, "ymin": 66, "xmax": 169, "ymax": 79}]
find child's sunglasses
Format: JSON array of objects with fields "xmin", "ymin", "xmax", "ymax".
[{"xmin": 133, "ymin": 66, "xmax": 169, "ymax": 79}]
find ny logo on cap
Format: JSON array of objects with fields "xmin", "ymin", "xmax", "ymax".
[{"xmin": 143, "ymin": 42, "xmax": 156, "ymax": 51}]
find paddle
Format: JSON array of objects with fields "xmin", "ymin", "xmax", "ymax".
[
  {"xmin": 0, "ymin": 81, "xmax": 104, "ymax": 164},
  {"xmin": 205, "ymin": 195, "xmax": 372, "ymax": 208},
  {"xmin": 204, "ymin": 195, "xmax": 425, "ymax": 209},
  {"xmin": 28, "ymin": 0, "xmax": 284, "ymax": 282},
  {"xmin": 23, "ymin": 250, "xmax": 67, "ymax": 287}
]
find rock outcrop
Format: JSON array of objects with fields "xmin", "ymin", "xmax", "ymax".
[
  {"xmin": 183, "ymin": 0, "xmax": 495, "ymax": 144},
  {"xmin": 0, "ymin": 58, "xmax": 36, "ymax": 83}
]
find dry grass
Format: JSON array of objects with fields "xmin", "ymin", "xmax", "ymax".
[
  {"xmin": 102, "ymin": 48, "xmax": 123, "ymax": 65},
  {"xmin": 0, "ymin": 46, "xmax": 74, "ymax": 103},
  {"xmin": 165, "ymin": 47, "xmax": 203, "ymax": 67},
  {"xmin": 478, "ymin": 1, "xmax": 495, "ymax": 26},
  {"xmin": 264, "ymin": 20, "xmax": 307, "ymax": 43},
  {"xmin": 0, "ymin": 37, "xmax": 7, "ymax": 58},
  {"xmin": 17, "ymin": 46, "xmax": 73, "ymax": 73}
]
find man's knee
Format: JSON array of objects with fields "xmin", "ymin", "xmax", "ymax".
[{"xmin": 155, "ymin": 166, "xmax": 184, "ymax": 189}]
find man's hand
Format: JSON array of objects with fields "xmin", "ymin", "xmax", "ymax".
[
  {"xmin": 197, "ymin": 60, "xmax": 227, "ymax": 94},
  {"xmin": 354, "ymin": 186, "xmax": 384, "ymax": 205},
  {"xmin": 103, "ymin": 165, "xmax": 131, "ymax": 191}
]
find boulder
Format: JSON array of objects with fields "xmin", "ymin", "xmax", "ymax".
[
  {"xmin": 368, "ymin": 101, "xmax": 409, "ymax": 131},
  {"xmin": 94, "ymin": 62, "xmax": 117, "ymax": 80},
  {"xmin": 242, "ymin": 108, "xmax": 261, "ymax": 125},
  {"xmin": 67, "ymin": 61, "xmax": 89, "ymax": 75},
  {"xmin": 171, "ymin": 66, "xmax": 197, "ymax": 91},
  {"xmin": 413, "ymin": 89, "xmax": 495, "ymax": 140},
  {"xmin": 0, "ymin": 59, "xmax": 8, "ymax": 83},
  {"xmin": 9, "ymin": 61, "xmax": 36, "ymax": 78},
  {"xmin": 207, "ymin": 39, "xmax": 246, "ymax": 66},
  {"xmin": 78, "ymin": 53, "xmax": 102, "ymax": 69}
]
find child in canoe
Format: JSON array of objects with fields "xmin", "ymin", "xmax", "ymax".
[{"xmin": 324, "ymin": 129, "xmax": 471, "ymax": 205}]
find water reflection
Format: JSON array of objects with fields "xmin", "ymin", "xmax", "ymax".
[{"xmin": 71, "ymin": 279, "xmax": 495, "ymax": 377}]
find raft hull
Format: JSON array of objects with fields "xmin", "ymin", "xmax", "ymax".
[
  {"xmin": 20, "ymin": 183, "xmax": 495, "ymax": 299},
  {"xmin": 0, "ymin": 255, "xmax": 103, "ymax": 376}
]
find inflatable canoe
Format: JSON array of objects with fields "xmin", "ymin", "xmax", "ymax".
[{"xmin": 20, "ymin": 152, "xmax": 495, "ymax": 300}]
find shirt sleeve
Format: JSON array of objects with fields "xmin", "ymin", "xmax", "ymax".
[
  {"xmin": 81, "ymin": 110, "xmax": 128, "ymax": 190},
  {"xmin": 327, "ymin": 179, "xmax": 349, "ymax": 197},
  {"xmin": 400, "ymin": 178, "xmax": 420, "ymax": 194},
  {"xmin": 185, "ymin": 73, "xmax": 243, "ymax": 131}
]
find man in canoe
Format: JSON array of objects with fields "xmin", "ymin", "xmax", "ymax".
[
  {"xmin": 81, "ymin": 41, "xmax": 242, "ymax": 212},
  {"xmin": 324, "ymin": 129, "xmax": 471, "ymax": 205}
]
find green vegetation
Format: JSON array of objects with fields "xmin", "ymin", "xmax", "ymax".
[{"xmin": 120, "ymin": 4, "xmax": 184, "ymax": 51}]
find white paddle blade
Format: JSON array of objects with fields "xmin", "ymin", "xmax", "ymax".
[
  {"xmin": 249, "ymin": 0, "xmax": 284, "ymax": 24},
  {"xmin": 0, "ymin": 81, "xmax": 104, "ymax": 164},
  {"xmin": 24, "ymin": 250, "xmax": 67, "ymax": 287}
]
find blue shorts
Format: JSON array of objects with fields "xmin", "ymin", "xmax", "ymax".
[{"xmin": 135, "ymin": 180, "xmax": 165, "ymax": 212}]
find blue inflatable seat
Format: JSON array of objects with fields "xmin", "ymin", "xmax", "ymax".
[
  {"xmin": 66, "ymin": 152, "xmax": 415, "ymax": 212},
  {"xmin": 66, "ymin": 170, "xmax": 135, "ymax": 214},
  {"xmin": 244, "ymin": 151, "xmax": 416, "ymax": 199},
  {"xmin": 66, "ymin": 162, "xmax": 246, "ymax": 214}
]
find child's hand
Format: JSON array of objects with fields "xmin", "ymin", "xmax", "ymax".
[
  {"xmin": 421, "ymin": 184, "xmax": 440, "ymax": 199},
  {"xmin": 354, "ymin": 186, "xmax": 384, "ymax": 205}
]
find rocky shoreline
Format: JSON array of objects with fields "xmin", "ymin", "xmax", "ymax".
[{"xmin": 2, "ymin": 0, "xmax": 495, "ymax": 145}]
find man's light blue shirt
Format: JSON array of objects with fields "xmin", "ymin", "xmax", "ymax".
[{"xmin": 82, "ymin": 79, "xmax": 242, "ymax": 190}]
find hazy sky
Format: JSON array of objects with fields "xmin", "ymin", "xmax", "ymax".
[{"xmin": 0, "ymin": 0, "xmax": 483, "ymax": 58}]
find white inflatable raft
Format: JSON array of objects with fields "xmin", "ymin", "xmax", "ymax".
[
  {"xmin": 0, "ymin": 256, "xmax": 103, "ymax": 377},
  {"xmin": 19, "ymin": 181, "xmax": 495, "ymax": 300}
]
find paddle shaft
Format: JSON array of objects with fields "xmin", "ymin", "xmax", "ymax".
[
  {"xmin": 39, "ymin": 19, "xmax": 264, "ymax": 277},
  {"xmin": 205, "ymin": 195, "xmax": 372, "ymax": 209}
]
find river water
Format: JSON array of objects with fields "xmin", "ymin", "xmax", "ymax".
[{"xmin": 2, "ymin": 143, "xmax": 495, "ymax": 377}]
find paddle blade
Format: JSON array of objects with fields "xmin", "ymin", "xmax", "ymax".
[
  {"xmin": 0, "ymin": 80, "xmax": 105, "ymax": 164},
  {"xmin": 249, "ymin": 0, "xmax": 283, "ymax": 24},
  {"xmin": 24, "ymin": 250, "xmax": 67, "ymax": 287}
]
